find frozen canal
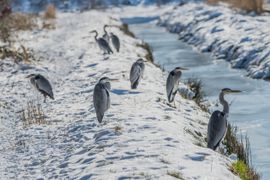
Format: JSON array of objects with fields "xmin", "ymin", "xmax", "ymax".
[{"xmin": 127, "ymin": 20, "xmax": 270, "ymax": 179}]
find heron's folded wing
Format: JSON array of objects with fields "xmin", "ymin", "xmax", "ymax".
[
  {"xmin": 130, "ymin": 63, "xmax": 141, "ymax": 85},
  {"xmin": 112, "ymin": 35, "xmax": 120, "ymax": 50},
  {"xmin": 36, "ymin": 77, "xmax": 54, "ymax": 99},
  {"xmin": 207, "ymin": 111, "xmax": 227, "ymax": 148},
  {"xmin": 93, "ymin": 84, "xmax": 109, "ymax": 122},
  {"xmin": 166, "ymin": 74, "xmax": 174, "ymax": 102}
]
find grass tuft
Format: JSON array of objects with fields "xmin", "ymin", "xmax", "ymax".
[
  {"xmin": 185, "ymin": 78, "xmax": 209, "ymax": 112},
  {"xmin": 113, "ymin": 125, "xmax": 122, "ymax": 133},
  {"xmin": 230, "ymin": 160, "xmax": 260, "ymax": 180},
  {"xmin": 167, "ymin": 171, "xmax": 184, "ymax": 179},
  {"xmin": 224, "ymin": 124, "xmax": 260, "ymax": 179},
  {"xmin": 19, "ymin": 100, "xmax": 47, "ymax": 128},
  {"xmin": 44, "ymin": 4, "xmax": 56, "ymax": 19},
  {"xmin": 136, "ymin": 42, "xmax": 154, "ymax": 62},
  {"xmin": 119, "ymin": 23, "xmax": 135, "ymax": 38},
  {"xmin": 0, "ymin": 45, "xmax": 36, "ymax": 63}
]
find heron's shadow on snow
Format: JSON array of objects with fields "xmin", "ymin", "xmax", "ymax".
[{"xmin": 111, "ymin": 89, "xmax": 141, "ymax": 95}]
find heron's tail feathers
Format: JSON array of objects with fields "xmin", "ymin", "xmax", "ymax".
[
  {"xmin": 131, "ymin": 81, "xmax": 138, "ymax": 89},
  {"xmin": 97, "ymin": 113, "xmax": 104, "ymax": 123}
]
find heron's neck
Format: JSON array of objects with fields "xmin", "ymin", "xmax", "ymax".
[
  {"xmin": 94, "ymin": 31, "xmax": 98, "ymax": 41},
  {"xmin": 219, "ymin": 92, "xmax": 229, "ymax": 114},
  {"xmin": 103, "ymin": 26, "xmax": 108, "ymax": 34}
]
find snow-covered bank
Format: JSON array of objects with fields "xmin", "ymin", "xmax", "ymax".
[
  {"xmin": 0, "ymin": 10, "xmax": 238, "ymax": 179},
  {"xmin": 158, "ymin": 3, "xmax": 270, "ymax": 80}
]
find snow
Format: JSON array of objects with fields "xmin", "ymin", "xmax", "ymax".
[
  {"xmin": 158, "ymin": 2, "xmax": 270, "ymax": 80},
  {"xmin": 0, "ymin": 10, "xmax": 238, "ymax": 179}
]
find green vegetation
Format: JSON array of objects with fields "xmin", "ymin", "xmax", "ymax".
[
  {"xmin": 224, "ymin": 124, "xmax": 260, "ymax": 179},
  {"xmin": 231, "ymin": 160, "xmax": 259, "ymax": 180}
]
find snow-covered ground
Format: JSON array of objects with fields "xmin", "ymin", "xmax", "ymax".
[
  {"xmin": 157, "ymin": 2, "xmax": 270, "ymax": 80},
  {"xmin": 0, "ymin": 10, "xmax": 238, "ymax": 179}
]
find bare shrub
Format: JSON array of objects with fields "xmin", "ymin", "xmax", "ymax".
[
  {"xmin": 19, "ymin": 100, "xmax": 47, "ymax": 128},
  {"xmin": 0, "ymin": 45, "xmax": 36, "ymax": 63},
  {"xmin": 136, "ymin": 42, "xmax": 154, "ymax": 62},
  {"xmin": 44, "ymin": 4, "xmax": 56, "ymax": 19},
  {"xmin": 9, "ymin": 13, "xmax": 37, "ymax": 31},
  {"xmin": 0, "ymin": 12, "xmax": 37, "ymax": 43},
  {"xmin": 207, "ymin": 0, "xmax": 264, "ymax": 14}
]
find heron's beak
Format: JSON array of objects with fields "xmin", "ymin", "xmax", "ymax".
[
  {"xmin": 176, "ymin": 67, "xmax": 189, "ymax": 71},
  {"xmin": 229, "ymin": 90, "xmax": 242, "ymax": 93},
  {"xmin": 109, "ymin": 78, "xmax": 119, "ymax": 82},
  {"xmin": 26, "ymin": 74, "xmax": 33, "ymax": 78},
  {"xmin": 89, "ymin": 30, "xmax": 95, "ymax": 33}
]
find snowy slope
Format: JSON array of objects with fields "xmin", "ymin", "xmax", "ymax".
[
  {"xmin": 0, "ymin": 10, "xmax": 238, "ymax": 179},
  {"xmin": 158, "ymin": 3, "xmax": 270, "ymax": 80}
]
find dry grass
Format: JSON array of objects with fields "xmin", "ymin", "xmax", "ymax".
[
  {"xmin": 19, "ymin": 100, "xmax": 47, "ymax": 128},
  {"xmin": 207, "ymin": 0, "xmax": 264, "ymax": 13},
  {"xmin": 0, "ymin": 13, "xmax": 37, "ymax": 43},
  {"xmin": 44, "ymin": 4, "xmax": 56, "ymax": 19},
  {"xmin": 224, "ymin": 124, "xmax": 260, "ymax": 179},
  {"xmin": 119, "ymin": 23, "xmax": 135, "ymax": 38},
  {"xmin": 9, "ymin": 13, "xmax": 37, "ymax": 30},
  {"xmin": 136, "ymin": 42, "xmax": 154, "ymax": 62},
  {"xmin": 186, "ymin": 78, "xmax": 209, "ymax": 112},
  {"xmin": 167, "ymin": 171, "xmax": 184, "ymax": 179},
  {"xmin": 0, "ymin": 45, "xmax": 36, "ymax": 63}
]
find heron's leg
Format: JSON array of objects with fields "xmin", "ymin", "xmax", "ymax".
[{"xmin": 43, "ymin": 95, "xmax": 46, "ymax": 103}]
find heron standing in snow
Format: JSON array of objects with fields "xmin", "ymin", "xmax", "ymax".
[
  {"xmin": 166, "ymin": 67, "xmax": 188, "ymax": 106},
  {"xmin": 93, "ymin": 77, "xmax": 117, "ymax": 123},
  {"xmin": 110, "ymin": 32, "xmax": 120, "ymax": 52},
  {"xmin": 207, "ymin": 88, "xmax": 241, "ymax": 151},
  {"xmin": 90, "ymin": 30, "xmax": 113, "ymax": 54},
  {"xmin": 26, "ymin": 74, "xmax": 54, "ymax": 103},
  {"xmin": 130, "ymin": 59, "xmax": 146, "ymax": 89},
  {"xmin": 102, "ymin": 25, "xmax": 110, "ymax": 42}
]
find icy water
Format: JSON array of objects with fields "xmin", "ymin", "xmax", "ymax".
[{"xmin": 127, "ymin": 20, "xmax": 270, "ymax": 179}]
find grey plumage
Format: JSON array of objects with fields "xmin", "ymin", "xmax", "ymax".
[
  {"xmin": 130, "ymin": 59, "xmax": 145, "ymax": 89},
  {"xmin": 110, "ymin": 32, "xmax": 120, "ymax": 52},
  {"xmin": 166, "ymin": 67, "xmax": 187, "ymax": 103},
  {"xmin": 93, "ymin": 77, "xmax": 112, "ymax": 123},
  {"xmin": 207, "ymin": 88, "xmax": 241, "ymax": 150},
  {"xmin": 91, "ymin": 30, "xmax": 113, "ymax": 54},
  {"xmin": 27, "ymin": 74, "xmax": 54, "ymax": 102}
]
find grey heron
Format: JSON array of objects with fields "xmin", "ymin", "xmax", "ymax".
[
  {"xmin": 26, "ymin": 74, "xmax": 54, "ymax": 103},
  {"xmin": 93, "ymin": 77, "xmax": 117, "ymax": 123},
  {"xmin": 90, "ymin": 30, "xmax": 113, "ymax": 54},
  {"xmin": 166, "ymin": 67, "xmax": 188, "ymax": 106},
  {"xmin": 130, "ymin": 59, "xmax": 146, "ymax": 89},
  {"xmin": 102, "ymin": 25, "xmax": 110, "ymax": 43},
  {"xmin": 207, "ymin": 88, "xmax": 241, "ymax": 151},
  {"xmin": 110, "ymin": 32, "xmax": 120, "ymax": 52}
]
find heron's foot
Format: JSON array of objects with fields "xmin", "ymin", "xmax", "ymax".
[{"xmin": 167, "ymin": 102, "xmax": 176, "ymax": 109}]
